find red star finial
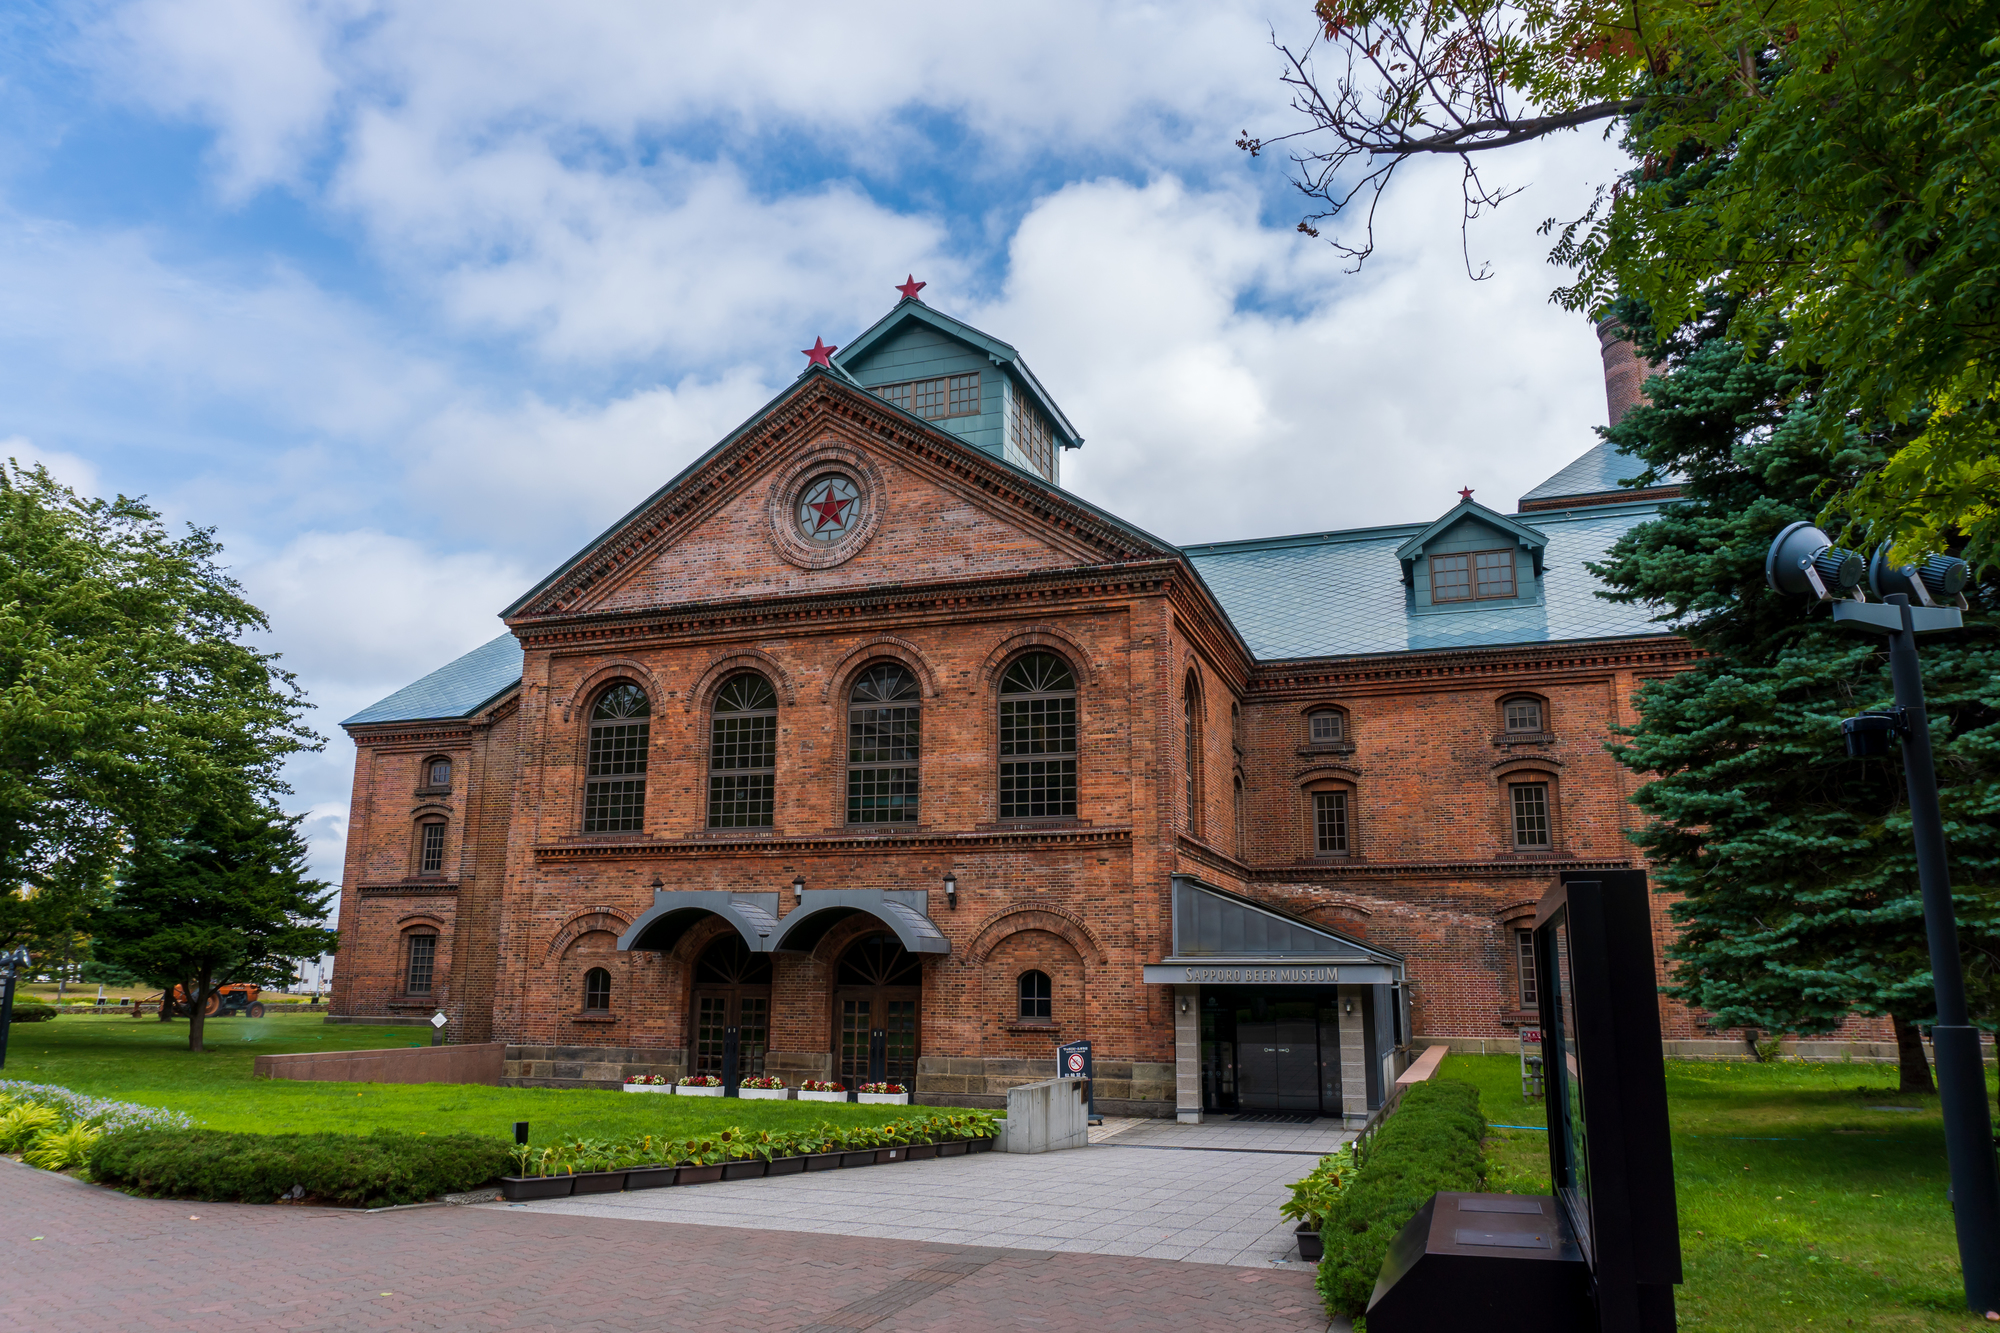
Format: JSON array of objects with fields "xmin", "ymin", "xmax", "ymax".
[
  {"xmin": 896, "ymin": 274, "xmax": 926, "ymax": 301},
  {"xmin": 802, "ymin": 337, "xmax": 838, "ymax": 367},
  {"xmin": 1458, "ymin": 486, "xmax": 1475, "ymax": 502}
]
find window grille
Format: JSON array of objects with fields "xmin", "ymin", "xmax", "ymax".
[
  {"xmin": 1018, "ymin": 970, "xmax": 1052, "ymax": 1021},
  {"xmin": 418, "ymin": 821, "xmax": 446, "ymax": 876},
  {"xmin": 427, "ymin": 758, "xmax": 452, "ymax": 787},
  {"xmin": 1516, "ymin": 929, "xmax": 1538, "ymax": 1008},
  {"xmin": 583, "ymin": 967, "xmax": 611, "ymax": 1011},
  {"xmin": 1475, "ymin": 549, "xmax": 1517, "ymax": 598},
  {"xmin": 877, "ymin": 373, "xmax": 980, "ymax": 420},
  {"xmin": 583, "ymin": 684, "xmax": 650, "ymax": 833},
  {"xmin": 1008, "ymin": 396, "xmax": 1056, "ymax": 477},
  {"xmin": 1183, "ymin": 680, "xmax": 1201, "ymax": 834},
  {"xmin": 848, "ymin": 664, "xmax": 920, "ymax": 823},
  {"xmin": 404, "ymin": 934, "xmax": 436, "ymax": 995},
  {"xmin": 1314, "ymin": 790, "xmax": 1349, "ymax": 855},
  {"xmin": 708, "ymin": 674, "xmax": 777, "ymax": 828},
  {"xmin": 1430, "ymin": 548, "xmax": 1517, "ymax": 602},
  {"xmin": 1504, "ymin": 699, "xmax": 1544, "ymax": 734},
  {"xmin": 1309, "ymin": 710, "xmax": 1343, "ymax": 743},
  {"xmin": 998, "ymin": 653, "xmax": 1076, "ymax": 819},
  {"xmin": 1511, "ymin": 782, "xmax": 1552, "ymax": 848}
]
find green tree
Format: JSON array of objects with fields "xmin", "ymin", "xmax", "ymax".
[
  {"xmin": 1253, "ymin": 0, "xmax": 2000, "ymax": 563},
  {"xmin": 1589, "ymin": 324, "xmax": 2000, "ymax": 1090},
  {"xmin": 0, "ymin": 460, "xmax": 318, "ymax": 955},
  {"xmin": 95, "ymin": 800, "xmax": 337, "ymax": 1053}
]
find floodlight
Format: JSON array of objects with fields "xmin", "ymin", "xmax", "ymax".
[
  {"xmin": 1869, "ymin": 545, "xmax": 1969, "ymax": 608},
  {"xmin": 1841, "ymin": 711, "xmax": 1903, "ymax": 758},
  {"xmin": 1765, "ymin": 522, "xmax": 1865, "ymax": 600}
]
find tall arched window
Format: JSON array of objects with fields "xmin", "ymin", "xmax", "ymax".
[
  {"xmin": 583, "ymin": 967, "xmax": 612, "ymax": 1011},
  {"xmin": 583, "ymin": 683, "xmax": 650, "ymax": 833},
  {"xmin": 708, "ymin": 674, "xmax": 777, "ymax": 828},
  {"xmin": 998, "ymin": 652, "xmax": 1077, "ymax": 819},
  {"xmin": 1233, "ymin": 775, "xmax": 1246, "ymax": 857},
  {"xmin": 1183, "ymin": 674, "xmax": 1202, "ymax": 834},
  {"xmin": 848, "ymin": 664, "xmax": 920, "ymax": 824}
]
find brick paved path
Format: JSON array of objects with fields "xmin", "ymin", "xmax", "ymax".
[{"xmin": 1, "ymin": 1162, "xmax": 1330, "ymax": 1332}]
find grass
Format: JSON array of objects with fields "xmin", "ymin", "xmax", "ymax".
[
  {"xmin": 2, "ymin": 1013, "xmax": 943, "ymax": 1146},
  {"xmin": 1443, "ymin": 1052, "xmax": 2000, "ymax": 1331}
]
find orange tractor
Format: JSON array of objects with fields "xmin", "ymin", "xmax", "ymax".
[{"xmin": 153, "ymin": 982, "xmax": 267, "ymax": 1018}]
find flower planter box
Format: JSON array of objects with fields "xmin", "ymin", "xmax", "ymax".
[
  {"xmin": 804, "ymin": 1152, "xmax": 845, "ymax": 1172},
  {"xmin": 721, "ymin": 1160, "xmax": 767, "ymax": 1181},
  {"xmin": 676, "ymin": 1084, "xmax": 726, "ymax": 1097},
  {"xmin": 677, "ymin": 1163, "xmax": 726, "ymax": 1185},
  {"xmin": 1295, "ymin": 1223, "xmax": 1325, "ymax": 1263},
  {"xmin": 967, "ymin": 1137, "xmax": 994, "ymax": 1154},
  {"xmin": 873, "ymin": 1147, "xmax": 906, "ymax": 1165},
  {"xmin": 737, "ymin": 1086, "xmax": 791, "ymax": 1101},
  {"xmin": 797, "ymin": 1089, "xmax": 847, "ymax": 1103},
  {"xmin": 622, "ymin": 1083, "xmax": 672, "ymax": 1094},
  {"xmin": 904, "ymin": 1142, "xmax": 939, "ymax": 1161},
  {"xmin": 500, "ymin": 1176, "xmax": 575, "ymax": 1201},
  {"xmin": 856, "ymin": 1092, "xmax": 909, "ymax": 1105},
  {"xmin": 571, "ymin": 1170, "xmax": 627, "ymax": 1194},
  {"xmin": 936, "ymin": 1140, "xmax": 968, "ymax": 1158},
  {"xmin": 765, "ymin": 1155, "xmax": 807, "ymax": 1177},
  {"xmin": 840, "ymin": 1150, "xmax": 878, "ymax": 1169},
  {"xmin": 625, "ymin": 1166, "xmax": 678, "ymax": 1190}
]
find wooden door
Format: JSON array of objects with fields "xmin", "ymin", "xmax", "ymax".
[{"xmin": 832, "ymin": 933, "xmax": 921, "ymax": 1088}]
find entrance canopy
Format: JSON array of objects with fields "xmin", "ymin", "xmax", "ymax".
[
  {"xmin": 767, "ymin": 889, "xmax": 949, "ymax": 956},
  {"xmin": 1142, "ymin": 876, "xmax": 1403, "ymax": 985},
  {"xmin": 618, "ymin": 890, "xmax": 783, "ymax": 953}
]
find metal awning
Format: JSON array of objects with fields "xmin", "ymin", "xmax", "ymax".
[
  {"xmin": 766, "ymin": 889, "xmax": 949, "ymax": 956},
  {"xmin": 618, "ymin": 890, "xmax": 783, "ymax": 953},
  {"xmin": 1144, "ymin": 876, "xmax": 1403, "ymax": 984}
]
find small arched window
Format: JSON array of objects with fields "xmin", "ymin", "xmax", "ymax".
[
  {"xmin": 849, "ymin": 664, "xmax": 921, "ymax": 824},
  {"xmin": 998, "ymin": 652, "xmax": 1077, "ymax": 819},
  {"xmin": 1502, "ymin": 696, "xmax": 1546, "ymax": 735},
  {"xmin": 1307, "ymin": 709, "xmax": 1344, "ymax": 745},
  {"xmin": 584, "ymin": 683, "xmax": 650, "ymax": 833},
  {"xmin": 415, "ymin": 819, "xmax": 447, "ymax": 877},
  {"xmin": 709, "ymin": 674, "xmax": 778, "ymax": 828},
  {"xmin": 583, "ymin": 967, "xmax": 612, "ymax": 1011},
  {"xmin": 1018, "ymin": 970, "xmax": 1052, "ymax": 1021},
  {"xmin": 1183, "ymin": 674, "xmax": 1202, "ymax": 834},
  {"xmin": 422, "ymin": 756, "xmax": 453, "ymax": 789}
]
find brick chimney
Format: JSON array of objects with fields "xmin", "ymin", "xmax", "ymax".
[{"xmin": 1596, "ymin": 316, "xmax": 1650, "ymax": 427}]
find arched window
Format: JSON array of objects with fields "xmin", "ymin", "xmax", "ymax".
[
  {"xmin": 1307, "ymin": 709, "xmax": 1345, "ymax": 745},
  {"xmin": 1183, "ymin": 674, "xmax": 1202, "ymax": 834},
  {"xmin": 583, "ymin": 683, "xmax": 650, "ymax": 833},
  {"xmin": 848, "ymin": 663, "xmax": 920, "ymax": 824},
  {"xmin": 421, "ymin": 756, "xmax": 453, "ymax": 789},
  {"xmin": 583, "ymin": 967, "xmax": 612, "ymax": 1011},
  {"xmin": 1501, "ymin": 695, "xmax": 1546, "ymax": 735},
  {"xmin": 998, "ymin": 652, "xmax": 1077, "ymax": 820},
  {"xmin": 403, "ymin": 931, "xmax": 437, "ymax": 995},
  {"xmin": 415, "ymin": 819, "xmax": 447, "ymax": 877},
  {"xmin": 1233, "ymin": 775, "xmax": 1246, "ymax": 857},
  {"xmin": 708, "ymin": 674, "xmax": 777, "ymax": 828},
  {"xmin": 1230, "ymin": 701, "xmax": 1241, "ymax": 749},
  {"xmin": 1510, "ymin": 780, "xmax": 1553, "ymax": 848},
  {"xmin": 1018, "ymin": 970, "xmax": 1052, "ymax": 1021}
]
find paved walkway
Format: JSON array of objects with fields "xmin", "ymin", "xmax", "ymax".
[
  {"xmin": 509, "ymin": 1119, "xmax": 1355, "ymax": 1268},
  {"xmin": 2, "ymin": 1158, "xmax": 1333, "ymax": 1332}
]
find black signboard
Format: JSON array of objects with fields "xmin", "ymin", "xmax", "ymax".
[{"xmin": 1057, "ymin": 1038, "xmax": 1095, "ymax": 1120}]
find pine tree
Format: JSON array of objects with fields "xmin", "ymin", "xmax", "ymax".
[
  {"xmin": 1592, "ymin": 325, "xmax": 2000, "ymax": 1091},
  {"xmin": 96, "ymin": 799, "xmax": 338, "ymax": 1053}
]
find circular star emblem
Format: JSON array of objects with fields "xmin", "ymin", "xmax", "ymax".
[{"xmin": 797, "ymin": 473, "xmax": 861, "ymax": 543}]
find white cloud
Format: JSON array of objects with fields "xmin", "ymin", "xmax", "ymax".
[{"xmin": 3, "ymin": 437, "xmax": 102, "ymax": 500}]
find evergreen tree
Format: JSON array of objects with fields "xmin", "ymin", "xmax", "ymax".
[
  {"xmin": 95, "ymin": 799, "xmax": 337, "ymax": 1053},
  {"xmin": 1592, "ymin": 324, "xmax": 2000, "ymax": 1090}
]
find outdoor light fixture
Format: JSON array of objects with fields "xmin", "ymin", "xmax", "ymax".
[
  {"xmin": 1765, "ymin": 525, "xmax": 2000, "ymax": 1313},
  {"xmin": 792, "ymin": 875, "xmax": 804, "ymax": 900},
  {"xmin": 943, "ymin": 871, "xmax": 957, "ymax": 910},
  {"xmin": 650, "ymin": 874, "xmax": 664, "ymax": 892},
  {"xmin": 0, "ymin": 946, "xmax": 32, "ymax": 1071},
  {"xmin": 1179, "ymin": 996, "xmax": 1188, "ymax": 1015},
  {"xmin": 1343, "ymin": 996, "xmax": 1354, "ymax": 1017}
]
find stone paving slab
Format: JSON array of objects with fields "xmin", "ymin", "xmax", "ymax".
[
  {"xmin": 1107, "ymin": 1118, "xmax": 1358, "ymax": 1155},
  {"xmin": 504, "ymin": 1140, "xmax": 1333, "ymax": 1268},
  {"xmin": 1, "ymin": 1159, "xmax": 1331, "ymax": 1332}
]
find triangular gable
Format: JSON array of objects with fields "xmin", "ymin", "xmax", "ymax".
[
  {"xmin": 1168, "ymin": 876, "xmax": 1402, "ymax": 963},
  {"xmin": 502, "ymin": 367, "xmax": 1169, "ymax": 622},
  {"xmin": 1392, "ymin": 499, "xmax": 1548, "ymax": 583}
]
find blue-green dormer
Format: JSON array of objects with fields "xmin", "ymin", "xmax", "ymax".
[
  {"xmin": 1393, "ymin": 496, "xmax": 1548, "ymax": 614},
  {"xmin": 833, "ymin": 294, "xmax": 1081, "ymax": 484}
]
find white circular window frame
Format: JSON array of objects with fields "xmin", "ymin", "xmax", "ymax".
[{"xmin": 766, "ymin": 440, "xmax": 887, "ymax": 570}]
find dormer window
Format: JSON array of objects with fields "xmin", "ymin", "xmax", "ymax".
[
  {"xmin": 1431, "ymin": 549, "xmax": 1516, "ymax": 602},
  {"xmin": 879, "ymin": 373, "xmax": 980, "ymax": 419}
]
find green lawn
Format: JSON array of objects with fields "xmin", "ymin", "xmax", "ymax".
[
  {"xmin": 1443, "ymin": 1052, "xmax": 2000, "ymax": 1331},
  {"xmin": 0, "ymin": 1013, "xmax": 944, "ymax": 1145}
]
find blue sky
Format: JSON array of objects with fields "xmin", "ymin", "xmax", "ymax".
[{"xmin": 2, "ymin": 1, "xmax": 1628, "ymax": 917}]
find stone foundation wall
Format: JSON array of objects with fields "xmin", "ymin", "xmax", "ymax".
[
  {"xmin": 503, "ymin": 1044, "xmax": 686, "ymax": 1087},
  {"xmin": 914, "ymin": 1055, "xmax": 1174, "ymax": 1117}
]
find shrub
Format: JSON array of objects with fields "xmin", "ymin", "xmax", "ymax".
[
  {"xmin": 8, "ymin": 1003, "xmax": 56, "ymax": 1023},
  {"xmin": 88, "ymin": 1128, "xmax": 512, "ymax": 1208},
  {"xmin": 24, "ymin": 1123, "xmax": 100, "ymax": 1171},
  {"xmin": 0, "ymin": 1104, "xmax": 62, "ymax": 1151},
  {"xmin": 1317, "ymin": 1080, "xmax": 1486, "ymax": 1317},
  {"xmin": 1281, "ymin": 1144, "xmax": 1355, "ymax": 1231},
  {"xmin": 0, "ymin": 1081, "xmax": 193, "ymax": 1133}
]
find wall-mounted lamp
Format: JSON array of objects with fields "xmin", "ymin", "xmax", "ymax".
[
  {"xmin": 792, "ymin": 875, "xmax": 805, "ymax": 900},
  {"xmin": 943, "ymin": 871, "xmax": 957, "ymax": 910},
  {"xmin": 1343, "ymin": 996, "xmax": 1354, "ymax": 1017},
  {"xmin": 1178, "ymin": 996, "xmax": 1188, "ymax": 1015},
  {"xmin": 650, "ymin": 875, "xmax": 664, "ymax": 893}
]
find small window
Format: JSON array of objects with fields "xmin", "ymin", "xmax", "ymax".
[
  {"xmin": 1313, "ymin": 790, "xmax": 1349, "ymax": 855},
  {"xmin": 1308, "ymin": 710, "xmax": 1343, "ymax": 744},
  {"xmin": 1515, "ymin": 929, "xmax": 1538, "ymax": 1008},
  {"xmin": 1504, "ymin": 699, "xmax": 1544, "ymax": 734},
  {"xmin": 425, "ymin": 758, "xmax": 452, "ymax": 788},
  {"xmin": 583, "ymin": 967, "xmax": 611, "ymax": 1011},
  {"xmin": 1018, "ymin": 970, "xmax": 1052, "ymax": 1021},
  {"xmin": 1431, "ymin": 549, "xmax": 1517, "ymax": 602},
  {"xmin": 417, "ymin": 821, "xmax": 446, "ymax": 877},
  {"xmin": 404, "ymin": 934, "xmax": 436, "ymax": 995},
  {"xmin": 1008, "ymin": 395, "xmax": 1055, "ymax": 477},
  {"xmin": 1511, "ymin": 782, "xmax": 1552, "ymax": 848},
  {"xmin": 880, "ymin": 372, "xmax": 981, "ymax": 420}
]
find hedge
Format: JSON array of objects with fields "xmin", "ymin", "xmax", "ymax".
[
  {"xmin": 88, "ymin": 1128, "xmax": 511, "ymax": 1208},
  {"xmin": 1317, "ymin": 1079, "xmax": 1487, "ymax": 1316},
  {"xmin": 8, "ymin": 1003, "xmax": 57, "ymax": 1023}
]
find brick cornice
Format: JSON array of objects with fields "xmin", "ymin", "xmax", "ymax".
[
  {"xmin": 1250, "ymin": 856, "xmax": 1635, "ymax": 881},
  {"xmin": 344, "ymin": 723, "xmax": 477, "ymax": 748},
  {"xmin": 533, "ymin": 825, "xmax": 1135, "ymax": 863},
  {"xmin": 1248, "ymin": 635, "xmax": 1695, "ymax": 697},
  {"xmin": 355, "ymin": 880, "xmax": 460, "ymax": 895}
]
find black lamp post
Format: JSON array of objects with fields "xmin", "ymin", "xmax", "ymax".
[
  {"xmin": 0, "ymin": 946, "xmax": 31, "ymax": 1071},
  {"xmin": 1767, "ymin": 522, "xmax": 1999, "ymax": 1313}
]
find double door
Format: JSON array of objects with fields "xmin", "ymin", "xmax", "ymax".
[
  {"xmin": 692, "ymin": 988, "xmax": 768, "ymax": 1080},
  {"xmin": 835, "ymin": 993, "xmax": 917, "ymax": 1088},
  {"xmin": 1201, "ymin": 990, "xmax": 1342, "ymax": 1115}
]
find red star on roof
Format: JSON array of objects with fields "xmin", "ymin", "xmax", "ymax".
[
  {"xmin": 808, "ymin": 490, "xmax": 854, "ymax": 531},
  {"xmin": 1459, "ymin": 486, "xmax": 1475, "ymax": 502},
  {"xmin": 896, "ymin": 274, "xmax": 927, "ymax": 301},
  {"xmin": 802, "ymin": 337, "xmax": 838, "ymax": 367}
]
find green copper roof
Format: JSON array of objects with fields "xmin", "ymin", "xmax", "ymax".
[
  {"xmin": 1519, "ymin": 440, "xmax": 1672, "ymax": 506},
  {"xmin": 342, "ymin": 633, "xmax": 523, "ymax": 726}
]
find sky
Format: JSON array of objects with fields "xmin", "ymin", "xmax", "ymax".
[{"xmin": 2, "ymin": 1, "xmax": 1631, "ymax": 936}]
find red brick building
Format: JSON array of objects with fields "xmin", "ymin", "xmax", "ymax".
[{"xmin": 333, "ymin": 294, "xmax": 1695, "ymax": 1119}]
